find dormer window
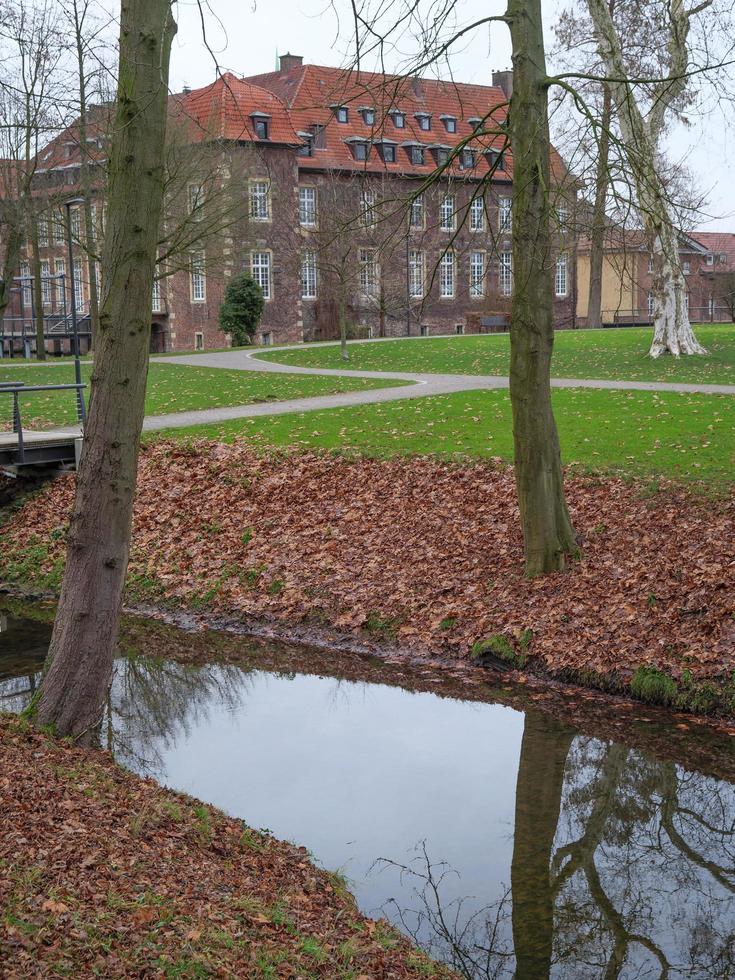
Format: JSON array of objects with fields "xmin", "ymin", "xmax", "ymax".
[
  {"xmin": 360, "ymin": 107, "xmax": 376, "ymax": 126},
  {"xmin": 706, "ymin": 253, "xmax": 714, "ymax": 266},
  {"xmin": 250, "ymin": 113, "xmax": 271, "ymax": 140},
  {"xmin": 406, "ymin": 144, "xmax": 424, "ymax": 165},
  {"xmin": 309, "ymin": 124, "xmax": 327, "ymax": 149},
  {"xmin": 720, "ymin": 253, "xmax": 728, "ymax": 264},
  {"xmin": 460, "ymin": 149, "xmax": 476, "ymax": 169},
  {"xmin": 376, "ymin": 141, "xmax": 396, "ymax": 163},
  {"xmin": 485, "ymin": 149, "xmax": 505, "ymax": 172},
  {"xmin": 333, "ymin": 105, "xmax": 349, "ymax": 123},
  {"xmin": 391, "ymin": 110, "xmax": 406, "ymax": 129},
  {"xmin": 467, "ymin": 117, "xmax": 482, "ymax": 131},
  {"xmin": 441, "ymin": 115, "xmax": 457, "ymax": 134},
  {"xmin": 415, "ymin": 112, "xmax": 431, "ymax": 131},
  {"xmin": 346, "ymin": 137, "xmax": 370, "ymax": 161},
  {"xmin": 432, "ymin": 145, "xmax": 449, "ymax": 166},
  {"xmin": 296, "ymin": 132, "xmax": 313, "ymax": 157}
]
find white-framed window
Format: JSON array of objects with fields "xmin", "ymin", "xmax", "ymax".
[
  {"xmin": 89, "ymin": 204, "xmax": 97, "ymax": 242},
  {"xmin": 54, "ymin": 258, "xmax": 65, "ymax": 306},
  {"xmin": 647, "ymin": 291, "xmax": 654, "ymax": 317},
  {"xmin": 706, "ymin": 253, "xmax": 714, "ymax": 266},
  {"xmin": 53, "ymin": 211, "xmax": 65, "ymax": 245},
  {"xmin": 261, "ymin": 331, "xmax": 272, "ymax": 345},
  {"xmin": 249, "ymin": 180, "xmax": 270, "ymax": 221},
  {"xmin": 70, "ymin": 206, "xmax": 81, "ymax": 239},
  {"xmin": 250, "ymin": 250, "xmax": 272, "ymax": 300},
  {"xmin": 190, "ymin": 251, "xmax": 206, "ymax": 302},
  {"xmin": 188, "ymin": 182, "xmax": 204, "ymax": 220},
  {"xmin": 151, "ymin": 277, "xmax": 161, "ymax": 313},
  {"xmin": 470, "ymin": 197, "xmax": 485, "ymax": 232},
  {"xmin": 40, "ymin": 259, "xmax": 51, "ymax": 306},
  {"xmin": 499, "ymin": 196, "xmax": 512, "ymax": 232},
  {"xmin": 359, "ymin": 247, "xmax": 378, "ymax": 296},
  {"xmin": 440, "ymin": 194, "xmax": 455, "ymax": 232},
  {"xmin": 20, "ymin": 262, "xmax": 31, "ymax": 308},
  {"xmin": 556, "ymin": 203, "xmax": 569, "ymax": 229},
  {"xmin": 38, "ymin": 216, "xmax": 49, "ymax": 247},
  {"xmin": 648, "ymin": 255, "xmax": 654, "ymax": 273},
  {"xmin": 195, "ymin": 331, "xmax": 204, "ymax": 350},
  {"xmin": 360, "ymin": 189, "xmax": 376, "ymax": 228},
  {"xmin": 440, "ymin": 250, "xmax": 455, "ymax": 298},
  {"xmin": 555, "ymin": 253, "xmax": 568, "ymax": 297},
  {"xmin": 410, "ymin": 194, "xmax": 424, "ymax": 229},
  {"xmin": 299, "ymin": 186, "xmax": 317, "ymax": 226},
  {"xmin": 470, "ymin": 250, "xmax": 485, "ymax": 298},
  {"xmin": 301, "ymin": 248, "xmax": 317, "ymax": 299},
  {"xmin": 408, "ymin": 249, "xmax": 425, "ymax": 298},
  {"xmin": 73, "ymin": 257, "xmax": 85, "ymax": 311},
  {"xmin": 499, "ymin": 250, "xmax": 513, "ymax": 295},
  {"xmin": 682, "ymin": 260, "xmax": 691, "ymax": 275}
]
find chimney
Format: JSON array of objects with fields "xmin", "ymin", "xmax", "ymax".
[
  {"xmin": 279, "ymin": 53, "xmax": 303, "ymax": 73},
  {"xmin": 182, "ymin": 85, "xmax": 191, "ymax": 95},
  {"xmin": 492, "ymin": 70, "xmax": 513, "ymax": 99}
]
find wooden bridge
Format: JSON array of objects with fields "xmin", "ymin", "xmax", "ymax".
[{"xmin": 0, "ymin": 382, "xmax": 85, "ymax": 470}]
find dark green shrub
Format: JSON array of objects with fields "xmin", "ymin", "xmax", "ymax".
[{"xmin": 218, "ymin": 274, "xmax": 264, "ymax": 345}]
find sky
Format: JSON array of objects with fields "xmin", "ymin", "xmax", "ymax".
[{"xmin": 167, "ymin": 0, "xmax": 734, "ymax": 232}]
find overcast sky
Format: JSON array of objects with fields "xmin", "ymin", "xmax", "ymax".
[{"xmin": 168, "ymin": 0, "xmax": 733, "ymax": 232}]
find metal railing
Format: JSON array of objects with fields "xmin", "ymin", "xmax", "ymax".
[{"xmin": 1, "ymin": 381, "xmax": 87, "ymax": 466}]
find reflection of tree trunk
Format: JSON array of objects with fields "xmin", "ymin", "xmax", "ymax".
[
  {"xmin": 586, "ymin": 85, "xmax": 612, "ymax": 330},
  {"xmin": 511, "ymin": 712, "xmax": 574, "ymax": 980}
]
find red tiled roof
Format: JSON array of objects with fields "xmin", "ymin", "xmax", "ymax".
[
  {"xmin": 692, "ymin": 231, "xmax": 735, "ymax": 264},
  {"xmin": 173, "ymin": 73, "xmax": 302, "ymax": 146},
  {"xmin": 245, "ymin": 63, "xmax": 515, "ymax": 180}
]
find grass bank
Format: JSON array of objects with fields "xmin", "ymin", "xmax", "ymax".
[
  {"xmin": 0, "ymin": 714, "xmax": 451, "ymax": 979},
  {"xmin": 256, "ymin": 324, "xmax": 735, "ymax": 385},
  {"xmin": 2, "ymin": 443, "xmax": 733, "ymax": 721},
  {"xmin": 150, "ymin": 387, "xmax": 735, "ymax": 486}
]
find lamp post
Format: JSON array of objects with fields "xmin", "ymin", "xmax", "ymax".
[{"xmin": 64, "ymin": 196, "xmax": 87, "ymax": 423}]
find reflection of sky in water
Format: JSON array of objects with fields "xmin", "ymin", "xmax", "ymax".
[{"xmin": 2, "ymin": 613, "xmax": 734, "ymax": 978}]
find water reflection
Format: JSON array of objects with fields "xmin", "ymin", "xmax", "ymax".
[{"xmin": 1, "ymin": 611, "xmax": 733, "ymax": 978}]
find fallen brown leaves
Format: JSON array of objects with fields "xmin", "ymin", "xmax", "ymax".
[
  {"xmin": 0, "ymin": 715, "xmax": 453, "ymax": 978},
  {"xmin": 4, "ymin": 440, "xmax": 734, "ymax": 686}
]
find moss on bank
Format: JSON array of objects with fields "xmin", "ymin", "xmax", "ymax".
[{"xmin": 0, "ymin": 715, "xmax": 452, "ymax": 979}]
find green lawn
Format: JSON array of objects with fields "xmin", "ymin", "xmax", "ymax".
[
  {"xmin": 0, "ymin": 361, "xmax": 400, "ymax": 428},
  {"xmin": 149, "ymin": 387, "xmax": 735, "ymax": 485},
  {"xmin": 255, "ymin": 324, "xmax": 735, "ymax": 385}
]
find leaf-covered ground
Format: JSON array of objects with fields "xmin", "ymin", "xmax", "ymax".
[
  {"xmin": 3, "ymin": 443, "xmax": 733, "ymax": 711},
  {"xmin": 0, "ymin": 714, "xmax": 452, "ymax": 978},
  {"xmin": 257, "ymin": 324, "xmax": 735, "ymax": 385}
]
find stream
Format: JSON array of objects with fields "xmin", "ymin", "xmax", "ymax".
[{"xmin": 1, "ymin": 600, "xmax": 734, "ymax": 978}]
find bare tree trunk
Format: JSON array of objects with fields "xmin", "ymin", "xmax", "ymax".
[
  {"xmin": 507, "ymin": 0, "xmax": 577, "ymax": 577},
  {"xmin": 33, "ymin": 0, "xmax": 176, "ymax": 740},
  {"xmin": 586, "ymin": 85, "xmax": 612, "ymax": 331},
  {"xmin": 28, "ymin": 218, "xmax": 46, "ymax": 360},
  {"xmin": 586, "ymin": 0, "xmax": 708, "ymax": 357},
  {"xmin": 511, "ymin": 712, "xmax": 574, "ymax": 979},
  {"xmin": 0, "ymin": 224, "xmax": 22, "ymax": 329},
  {"xmin": 339, "ymin": 279, "xmax": 349, "ymax": 361}
]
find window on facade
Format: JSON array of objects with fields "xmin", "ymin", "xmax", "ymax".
[
  {"xmin": 408, "ymin": 249, "xmax": 425, "ymax": 298},
  {"xmin": 70, "ymin": 206, "xmax": 81, "ymax": 239},
  {"xmin": 73, "ymin": 257, "xmax": 85, "ymax": 311},
  {"xmin": 361, "ymin": 108, "xmax": 375, "ymax": 125},
  {"xmin": 719, "ymin": 253, "xmax": 727, "ymax": 264},
  {"xmin": 499, "ymin": 196, "xmax": 512, "ymax": 232},
  {"xmin": 416, "ymin": 113, "xmax": 431, "ymax": 131},
  {"xmin": 648, "ymin": 255, "xmax": 654, "ymax": 273},
  {"xmin": 443, "ymin": 117, "xmax": 457, "ymax": 133},
  {"xmin": 647, "ymin": 291, "xmax": 654, "ymax": 317},
  {"xmin": 152, "ymin": 277, "xmax": 161, "ymax": 313},
  {"xmin": 470, "ymin": 197, "xmax": 485, "ymax": 231},
  {"xmin": 195, "ymin": 332, "xmax": 204, "ymax": 350},
  {"xmin": 434, "ymin": 146, "xmax": 449, "ymax": 166},
  {"xmin": 460, "ymin": 149, "xmax": 475, "ymax": 169},
  {"xmin": 556, "ymin": 204, "xmax": 569, "ymax": 230},
  {"xmin": 555, "ymin": 254, "xmax": 568, "ymax": 297},
  {"xmin": 249, "ymin": 180, "xmax": 270, "ymax": 221},
  {"xmin": 352, "ymin": 141, "xmax": 370, "ymax": 161},
  {"xmin": 380, "ymin": 143, "xmax": 396, "ymax": 163},
  {"xmin": 410, "ymin": 194, "xmax": 424, "ymax": 229},
  {"xmin": 54, "ymin": 258, "xmax": 65, "ymax": 306},
  {"xmin": 40, "ymin": 259, "xmax": 51, "ymax": 306},
  {"xmin": 296, "ymin": 136, "xmax": 313, "ymax": 157},
  {"xmin": 310, "ymin": 124, "xmax": 327, "ymax": 149},
  {"xmin": 253, "ymin": 116, "xmax": 269, "ymax": 139},
  {"xmin": 190, "ymin": 251, "xmax": 205, "ymax": 302},
  {"xmin": 440, "ymin": 194, "xmax": 455, "ymax": 231},
  {"xmin": 53, "ymin": 212, "xmax": 65, "ymax": 245},
  {"xmin": 301, "ymin": 249, "xmax": 317, "ymax": 299},
  {"xmin": 682, "ymin": 260, "xmax": 691, "ymax": 275},
  {"xmin": 409, "ymin": 145, "xmax": 424, "ymax": 165},
  {"xmin": 20, "ymin": 263, "xmax": 31, "ymax": 308},
  {"xmin": 299, "ymin": 186, "xmax": 317, "ymax": 226},
  {"xmin": 470, "ymin": 251, "xmax": 485, "ymax": 298},
  {"xmin": 359, "ymin": 247, "xmax": 378, "ymax": 296},
  {"xmin": 360, "ymin": 189, "xmax": 376, "ymax": 228},
  {"xmin": 38, "ymin": 217, "xmax": 49, "ymax": 247},
  {"xmin": 334, "ymin": 106, "xmax": 349, "ymax": 123},
  {"xmin": 391, "ymin": 111, "xmax": 406, "ymax": 128},
  {"xmin": 420, "ymin": 324, "xmax": 428, "ymax": 336},
  {"xmin": 440, "ymin": 251, "xmax": 455, "ymax": 297},
  {"xmin": 499, "ymin": 251, "xmax": 513, "ymax": 295},
  {"xmin": 455, "ymin": 323, "xmax": 464, "ymax": 334},
  {"xmin": 251, "ymin": 251, "xmax": 272, "ymax": 300},
  {"xmin": 89, "ymin": 204, "xmax": 97, "ymax": 242},
  {"xmin": 706, "ymin": 253, "xmax": 714, "ymax": 266},
  {"xmin": 188, "ymin": 182, "xmax": 204, "ymax": 220}
]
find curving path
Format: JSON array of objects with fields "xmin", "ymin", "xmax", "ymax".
[{"xmin": 140, "ymin": 339, "xmax": 735, "ymax": 431}]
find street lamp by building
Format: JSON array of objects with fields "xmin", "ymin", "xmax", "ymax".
[{"xmin": 64, "ymin": 196, "xmax": 87, "ymax": 423}]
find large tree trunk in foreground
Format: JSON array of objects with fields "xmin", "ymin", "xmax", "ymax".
[
  {"xmin": 34, "ymin": 0, "xmax": 176, "ymax": 739},
  {"xmin": 507, "ymin": 0, "xmax": 577, "ymax": 577},
  {"xmin": 586, "ymin": 86, "xmax": 612, "ymax": 331},
  {"xmin": 586, "ymin": 0, "xmax": 707, "ymax": 358},
  {"xmin": 511, "ymin": 712, "xmax": 574, "ymax": 979}
]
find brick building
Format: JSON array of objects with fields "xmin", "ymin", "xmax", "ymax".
[{"xmin": 3, "ymin": 57, "xmax": 578, "ymax": 354}]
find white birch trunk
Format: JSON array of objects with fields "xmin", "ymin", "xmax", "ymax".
[{"xmin": 586, "ymin": 0, "xmax": 709, "ymax": 357}]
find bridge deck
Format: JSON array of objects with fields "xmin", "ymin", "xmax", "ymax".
[{"xmin": 0, "ymin": 426, "xmax": 82, "ymax": 468}]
